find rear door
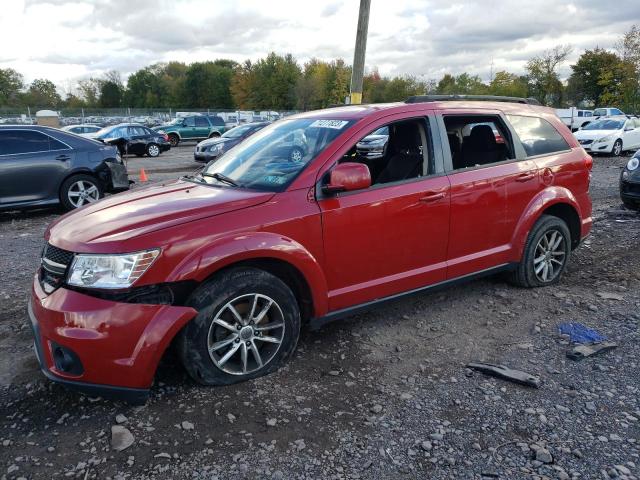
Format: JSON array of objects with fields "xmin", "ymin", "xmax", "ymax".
[
  {"xmin": 194, "ymin": 116, "xmax": 211, "ymax": 138},
  {"xmin": 0, "ymin": 130, "xmax": 74, "ymax": 205},
  {"xmin": 127, "ymin": 126, "xmax": 148, "ymax": 155}
]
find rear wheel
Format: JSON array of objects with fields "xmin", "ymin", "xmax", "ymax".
[
  {"xmin": 178, "ymin": 268, "xmax": 301, "ymax": 386},
  {"xmin": 60, "ymin": 174, "xmax": 103, "ymax": 211},
  {"xmin": 509, "ymin": 215, "xmax": 571, "ymax": 288},
  {"xmin": 146, "ymin": 143, "xmax": 160, "ymax": 157},
  {"xmin": 168, "ymin": 134, "xmax": 179, "ymax": 147},
  {"xmin": 209, "ymin": 132, "xmax": 221, "ymax": 138}
]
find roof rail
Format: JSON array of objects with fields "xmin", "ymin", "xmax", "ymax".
[{"xmin": 405, "ymin": 94, "xmax": 541, "ymax": 106}]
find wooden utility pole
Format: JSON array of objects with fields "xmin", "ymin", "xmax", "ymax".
[{"xmin": 349, "ymin": 0, "xmax": 371, "ymax": 105}]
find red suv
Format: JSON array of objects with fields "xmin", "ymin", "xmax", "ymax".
[{"xmin": 29, "ymin": 96, "xmax": 592, "ymax": 403}]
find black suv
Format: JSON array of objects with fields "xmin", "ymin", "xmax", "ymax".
[{"xmin": 0, "ymin": 126, "xmax": 129, "ymax": 211}]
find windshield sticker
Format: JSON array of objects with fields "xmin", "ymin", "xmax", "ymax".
[
  {"xmin": 309, "ymin": 119, "xmax": 349, "ymax": 129},
  {"xmin": 263, "ymin": 175, "xmax": 287, "ymax": 184}
]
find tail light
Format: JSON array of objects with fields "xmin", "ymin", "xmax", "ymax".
[{"xmin": 584, "ymin": 155, "xmax": 593, "ymax": 171}]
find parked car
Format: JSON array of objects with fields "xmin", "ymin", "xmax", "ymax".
[
  {"xmin": 620, "ymin": 149, "xmax": 640, "ymax": 210},
  {"xmin": 573, "ymin": 117, "xmax": 640, "ymax": 156},
  {"xmin": 356, "ymin": 126, "xmax": 389, "ymax": 159},
  {"xmin": 555, "ymin": 107, "xmax": 594, "ymax": 131},
  {"xmin": 155, "ymin": 115, "xmax": 227, "ymax": 147},
  {"xmin": 29, "ymin": 96, "xmax": 592, "ymax": 403},
  {"xmin": 0, "ymin": 125, "xmax": 129, "ymax": 211},
  {"xmin": 61, "ymin": 124, "xmax": 102, "ymax": 137},
  {"xmin": 194, "ymin": 122, "xmax": 270, "ymax": 163},
  {"xmin": 592, "ymin": 107, "xmax": 625, "ymax": 118},
  {"xmin": 94, "ymin": 123, "xmax": 171, "ymax": 157}
]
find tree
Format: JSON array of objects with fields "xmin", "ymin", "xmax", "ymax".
[
  {"xmin": 25, "ymin": 79, "xmax": 61, "ymax": 107},
  {"xmin": 76, "ymin": 78, "xmax": 101, "ymax": 107},
  {"xmin": 99, "ymin": 81, "xmax": 123, "ymax": 107},
  {"xmin": 0, "ymin": 68, "xmax": 24, "ymax": 106},
  {"xmin": 436, "ymin": 73, "xmax": 487, "ymax": 95},
  {"xmin": 567, "ymin": 48, "xmax": 621, "ymax": 106},
  {"xmin": 182, "ymin": 61, "xmax": 235, "ymax": 108},
  {"xmin": 526, "ymin": 45, "xmax": 572, "ymax": 106},
  {"xmin": 488, "ymin": 71, "xmax": 528, "ymax": 98}
]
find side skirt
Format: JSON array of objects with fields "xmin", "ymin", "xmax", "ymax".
[{"xmin": 309, "ymin": 263, "xmax": 517, "ymax": 331}]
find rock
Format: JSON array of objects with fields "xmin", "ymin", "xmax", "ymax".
[
  {"xmin": 535, "ymin": 448, "xmax": 553, "ymax": 464},
  {"xmin": 328, "ymin": 370, "xmax": 340, "ymax": 376},
  {"xmin": 266, "ymin": 418, "xmax": 277, "ymax": 427},
  {"xmin": 115, "ymin": 414, "xmax": 128, "ymax": 424},
  {"xmin": 111, "ymin": 425, "xmax": 134, "ymax": 452},
  {"xmin": 227, "ymin": 413, "xmax": 236, "ymax": 423},
  {"xmin": 420, "ymin": 441, "xmax": 432, "ymax": 451},
  {"xmin": 597, "ymin": 292, "xmax": 624, "ymax": 301},
  {"xmin": 429, "ymin": 433, "xmax": 444, "ymax": 441},
  {"xmin": 370, "ymin": 404, "xmax": 383, "ymax": 414},
  {"xmin": 154, "ymin": 452, "xmax": 171, "ymax": 459},
  {"xmin": 400, "ymin": 393, "xmax": 412, "ymax": 400},
  {"xmin": 181, "ymin": 421, "xmax": 194, "ymax": 431}
]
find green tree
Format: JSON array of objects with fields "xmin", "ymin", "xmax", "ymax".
[
  {"xmin": 25, "ymin": 79, "xmax": 61, "ymax": 107},
  {"xmin": 488, "ymin": 71, "xmax": 528, "ymax": 98},
  {"xmin": 526, "ymin": 45, "xmax": 572, "ymax": 106},
  {"xmin": 182, "ymin": 61, "xmax": 235, "ymax": 108},
  {"xmin": 0, "ymin": 68, "xmax": 24, "ymax": 106},
  {"xmin": 567, "ymin": 48, "xmax": 621, "ymax": 106},
  {"xmin": 363, "ymin": 70, "xmax": 389, "ymax": 103},
  {"xmin": 99, "ymin": 81, "xmax": 123, "ymax": 107},
  {"xmin": 76, "ymin": 78, "xmax": 101, "ymax": 107}
]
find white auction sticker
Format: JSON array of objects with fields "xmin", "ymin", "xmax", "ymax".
[{"xmin": 309, "ymin": 119, "xmax": 349, "ymax": 129}]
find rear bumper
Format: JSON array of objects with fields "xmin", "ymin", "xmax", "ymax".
[{"xmin": 29, "ymin": 275, "xmax": 196, "ymax": 402}]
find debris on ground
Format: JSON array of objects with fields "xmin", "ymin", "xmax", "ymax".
[
  {"xmin": 567, "ymin": 341, "xmax": 618, "ymax": 361},
  {"xmin": 557, "ymin": 322, "xmax": 607, "ymax": 344},
  {"xmin": 467, "ymin": 362, "xmax": 541, "ymax": 388}
]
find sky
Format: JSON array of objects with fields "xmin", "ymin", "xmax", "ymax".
[{"xmin": 1, "ymin": 0, "xmax": 639, "ymax": 93}]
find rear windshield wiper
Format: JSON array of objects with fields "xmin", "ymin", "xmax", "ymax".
[{"xmin": 201, "ymin": 172, "xmax": 239, "ymax": 187}]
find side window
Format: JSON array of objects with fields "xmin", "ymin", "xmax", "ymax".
[
  {"xmin": 443, "ymin": 115, "xmax": 513, "ymax": 170},
  {"xmin": 195, "ymin": 117, "xmax": 209, "ymax": 127},
  {"xmin": 612, "ymin": 109, "xmax": 622, "ymax": 115},
  {"xmin": 341, "ymin": 118, "xmax": 430, "ymax": 186},
  {"xmin": 507, "ymin": 115, "xmax": 570, "ymax": 157},
  {"xmin": 0, "ymin": 130, "xmax": 49, "ymax": 155},
  {"xmin": 184, "ymin": 117, "xmax": 196, "ymax": 127},
  {"xmin": 209, "ymin": 116, "xmax": 225, "ymax": 126},
  {"xmin": 49, "ymin": 136, "xmax": 70, "ymax": 150}
]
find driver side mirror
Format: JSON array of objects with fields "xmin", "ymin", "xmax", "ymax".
[{"xmin": 323, "ymin": 162, "xmax": 371, "ymax": 194}]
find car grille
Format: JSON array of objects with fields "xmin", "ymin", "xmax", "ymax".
[
  {"xmin": 578, "ymin": 139, "xmax": 593, "ymax": 145},
  {"xmin": 39, "ymin": 243, "xmax": 74, "ymax": 293}
]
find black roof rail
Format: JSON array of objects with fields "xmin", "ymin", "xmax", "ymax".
[{"xmin": 405, "ymin": 94, "xmax": 541, "ymax": 106}]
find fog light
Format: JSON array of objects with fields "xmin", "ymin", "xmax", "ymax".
[{"xmin": 50, "ymin": 342, "xmax": 84, "ymax": 375}]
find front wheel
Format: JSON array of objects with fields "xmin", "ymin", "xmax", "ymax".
[
  {"xmin": 509, "ymin": 215, "xmax": 571, "ymax": 288},
  {"xmin": 178, "ymin": 268, "xmax": 301, "ymax": 386},
  {"xmin": 60, "ymin": 174, "xmax": 103, "ymax": 211},
  {"xmin": 612, "ymin": 139, "xmax": 623, "ymax": 156}
]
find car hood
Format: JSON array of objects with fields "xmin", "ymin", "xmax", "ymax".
[
  {"xmin": 574, "ymin": 129, "xmax": 620, "ymax": 140},
  {"xmin": 46, "ymin": 179, "xmax": 274, "ymax": 251},
  {"xmin": 197, "ymin": 137, "xmax": 233, "ymax": 148}
]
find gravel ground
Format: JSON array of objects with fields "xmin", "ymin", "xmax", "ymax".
[{"xmin": 0, "ymin": 151, "xmax": 638, "ymax": 480}]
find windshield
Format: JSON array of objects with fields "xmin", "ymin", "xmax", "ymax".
[
  {"xmin": 195, "ymin": 118, "xmax": 353, "ymax": 191},
  {"xmin": 94, "ymin": 126, "xmax": 120, "ymax": 139},
  {"xmin": 583, "ymin": 119, "xmax": 624, "ymax": 131},
  {"xmin": 222, "ymin": 124, "xmax": 257, "ymax": 139}
]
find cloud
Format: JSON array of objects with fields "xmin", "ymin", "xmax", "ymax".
[{"xmin": 2, "ymin": 0, "xmax": 640, "ymax": 90}]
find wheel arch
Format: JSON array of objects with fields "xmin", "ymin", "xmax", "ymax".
[{"xmin": 511, "ymin": 187, "xmax": 584, "ymax": 259}]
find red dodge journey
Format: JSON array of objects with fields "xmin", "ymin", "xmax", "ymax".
[{"xmin": 29, "ymin": 96, "xmax": 592, "ymax": 403}]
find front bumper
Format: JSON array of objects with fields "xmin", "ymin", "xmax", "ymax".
[
  {"xmin": 621, "ymin": 178, "xmax": 640, "ymax": 204},
  {"xmin": 579, "ymin": 140, "xmax": 612, "ymax": 153},
  {"xmin": 104, "ymin": 161, "xmax": 130, "ymax": 191},
  {"xmin": 29, "ymin": 275, "xmax": 196, "ymax": 402}
]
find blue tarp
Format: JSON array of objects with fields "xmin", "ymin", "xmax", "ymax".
[{"xmin": 558, "ymin": 322, "xmax": 607, "ymax": 344}]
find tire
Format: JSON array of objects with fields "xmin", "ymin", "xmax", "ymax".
[
  {"xmin": 168, "ymin": 134, "xmax": 179, "ymax": 147},
  {"xmin": 178, "ymin": 267, "xmax": 301, "ymax": 386},
  {"xmin": 146, "ymin": 143, "xmax": 160, "ymax": 157},
  {"xmin": 612, "ymin": 139, "xmax": 623, "ymax": 156},
  {"xmin": 209, "ymin": 132, "xmax": 221, "ymax": 138},
  {"xmin": 59, "ymin": 174, "xmax": 103, "ymax": 211},
  {"xmin": 289, "ymin": 146, "xmax": 304, "ymax": 162},
  {"xmin": 509, "ymin": 215, "xmax": 571, "ymax": 288}
]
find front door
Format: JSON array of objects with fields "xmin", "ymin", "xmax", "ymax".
[
  {"xmin": 318, "ymin": 117, "xmax": 450, "ymax": 311},
  {"xmin": 181, "ymin": 116, "xmax": 197, "ymax": 139},
  {"xmin": 194, "ymin": 116, "xmax": 211, "ymax": 138}
]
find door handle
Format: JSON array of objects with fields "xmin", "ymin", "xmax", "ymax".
[
  {"xmin": 55, "ymin": 155, "xmax": 70, "ymax": 161},
  {"xmin": 515, "ymin": 172, "xmax": 535, "ymax": 182},
  {"xmin": 419, "ymin": 191, "xmax": 446, "ymax": 203}
]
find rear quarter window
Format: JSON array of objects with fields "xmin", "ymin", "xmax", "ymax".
[{"xmin": 507, "ymin": 115, "xmax": 570, "ymax": 157}]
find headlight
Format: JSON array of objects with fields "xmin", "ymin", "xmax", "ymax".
[
  {"xmin": 209, "ymin": 144, "xmax": 223, "ymax": 153},
  {"xmin": 67, "ymin": 249, "xmax": 160, "ymax": 289},
  {"xmin": 627, "ymin": 157, "xmax": 639, "ymax": 171},
  {"xmin": 597, "ymin": 134, "xmax": 614, "ymax": 143}
]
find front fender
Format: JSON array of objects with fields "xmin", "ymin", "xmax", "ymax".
[
  {"xmin": 167, "ymin": 232, "xmax": 329, "ymax": 317},
  {"xmin": 511, "ymin": 186, "xmax": 582, "ymax": 260}
]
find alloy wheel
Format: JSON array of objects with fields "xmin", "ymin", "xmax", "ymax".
[
  {"xmin": 67, "ymin": 180, "xmax": 100, "ymax": 208},
  {"xmin": 148, "ymin": 144, "xmax": 160, "ymax": 157},
  {"xmin": 207, "ymin": 293, "xmax": 285, "ymax": 375},
  {"xmin": 613, "ymin": 140, "xmax": 622, "ymax": 156},
  {"xmin": 533, "ymin": 229, "xmax": 566, "ymax": 282}
]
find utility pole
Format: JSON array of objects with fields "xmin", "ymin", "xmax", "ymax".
[{"xmin": 349, "ymin": 0, "xmax": 371, "ymax": 105}]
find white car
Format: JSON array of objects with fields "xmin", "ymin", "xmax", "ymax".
[
  {"xmin": 61, "ymin": 124, "xmax": 102, "ymax": 138},
  {"xmin": 592, "ymin": 107, "xmax": 625, "ymax": 118},
  {"xmin": 574, "ymin": 117, "xmax": 640, "ymax": 156}
]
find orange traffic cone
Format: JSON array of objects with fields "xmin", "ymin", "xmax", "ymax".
[{"xmin": 139, "ymin": 168, "xmax": 148, "ymax": 182}]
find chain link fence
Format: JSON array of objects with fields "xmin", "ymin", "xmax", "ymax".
[{"xmin": 0, "ymin": 107, "xmax": 300, "ymax": 127}]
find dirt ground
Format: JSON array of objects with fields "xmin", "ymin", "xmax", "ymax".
[{"xmin": 0, "ymin": 147, "xmax": 638, "ymax": 479}]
